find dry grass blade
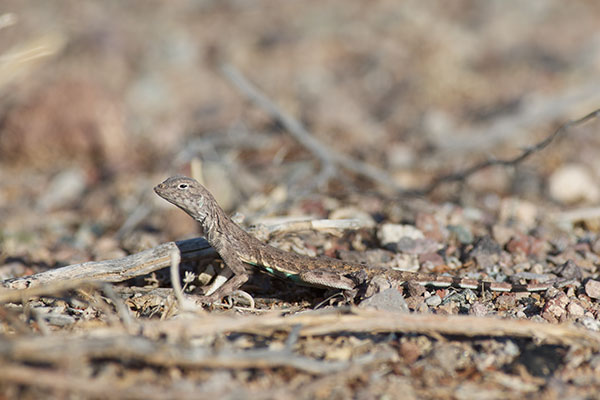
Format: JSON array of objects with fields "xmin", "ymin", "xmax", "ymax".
[{"xmin": 0, "ymin": 33, "xmax": 66, "ymax": 91}]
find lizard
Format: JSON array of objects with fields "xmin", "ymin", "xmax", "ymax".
[{"xmin": 154, "ymin": 175, "xmax": 555, "ymax": 303}]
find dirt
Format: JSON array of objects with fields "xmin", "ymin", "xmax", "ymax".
[{"xmin": 1, "ymin": 1, "xmax": 600, "ymax": 399}]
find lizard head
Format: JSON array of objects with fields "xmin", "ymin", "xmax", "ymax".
[{"xmin": 154, "ymin": 176, "xmax": 215, "ymax": 223}]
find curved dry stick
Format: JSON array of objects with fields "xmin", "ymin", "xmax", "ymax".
[{"xmin": 417, "ymin": 108, "xmax": 600, "ymax": 195}]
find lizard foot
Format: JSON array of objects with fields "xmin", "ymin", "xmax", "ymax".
[
  {"xmin": 223, "ymin": 290, "xmax": 255, "ymax": 309},
  {"xmin": 193, "ymin": 273, "xmax": 250, "ymax": 305}
]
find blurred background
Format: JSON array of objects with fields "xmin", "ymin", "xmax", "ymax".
[{"xmin": 2, "ymin": 0, "xmax": 600, "ymax": 274}]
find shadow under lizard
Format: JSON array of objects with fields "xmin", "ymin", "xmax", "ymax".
[{"xmin": 154, "ymin": 176, "xmax": 553, "ymax": 303}]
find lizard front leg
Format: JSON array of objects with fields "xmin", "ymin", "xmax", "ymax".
[{"xmin": 196, "ymin": 251, "xmax": 251, "ymax": 303}]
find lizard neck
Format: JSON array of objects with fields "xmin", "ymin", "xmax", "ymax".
[{"xmin": 200, "ymin": 199, "xmax": 263, "ymax": 256}]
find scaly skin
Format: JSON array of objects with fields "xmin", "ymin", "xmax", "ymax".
[{"xmin": 154, "ymin": 176, "xmax": 553, "ymax": 302}]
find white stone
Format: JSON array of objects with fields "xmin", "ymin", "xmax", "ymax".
[
  {"xmin": 378, "ymin": 224, "xmax": 424, "ymax": 246},
  {"xmin": 549, "ymin": 164, "xmax": 600, "ymax": 204}
]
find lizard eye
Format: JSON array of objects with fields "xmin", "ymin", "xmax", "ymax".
[{"xmin": 178, "ymin": 183, "xmax": 189, "ymax": 189}]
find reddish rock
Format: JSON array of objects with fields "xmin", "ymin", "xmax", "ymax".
[
  {"xmin": 567, "ymin": 301, "xmax": 585, "ymax": 317},
  {"xmin": 399, "ymin": 342, "xmax": 422, "ymax": 364},
  {"xmin": 542, "ymin": 292, "xmax": 569, "ymax": 319},
  {"xmin": 415, "ymin": 212, "xmax": 447, "ymax": 242},
  {"xmin": 406, "ymin": 281, "xmax": 426, "ymax": 297},
  {"xmin": 495, "ymin": 294, "xmax": 517, "ymax": 310},
  {"xmin": 405, "ymin": 295, "xmax": 425, "ymax": 310},
  {"xmin": 469, "ymin": 302, "xmax": 489, "ymax": 317},
  {"xmin": 505, "ymin": 233, "xmax": 546, "ymax": 257},
  {"xmin": 418, "ymin": 252, "xmax": 445, "ymax": 268}
]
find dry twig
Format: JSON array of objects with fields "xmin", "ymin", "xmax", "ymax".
[
  {"xmin": 417, "ymin": 108, "xmax": 600, "ymax": 195},
  {"xmin": 221, "ymin": 63, "xmax": 403, "ymax": 192},
  {"xmin": 0, "ymin": 333, "xmax": 371, "ymax": 375},
  {"xmin": 432, "ymin": 82, "xmax": 600, "ymax": 152},
  {"xmin": 221, "ymin": 63, "xmax": 600, "ymax": 197},
  {"xmin": 1, "ymin": 237, "xmax": 216, "ymax": 290},
  {"xmin": 140, "ymin": 308, "xmax": 600, "ymax": 349},
  {"xmin": 0, "ymin": 279, "xmax": 101, "ymax": 304},
  {"xmin": 0, "ymin": 363, "xmax": 213, "ymax": 400}
]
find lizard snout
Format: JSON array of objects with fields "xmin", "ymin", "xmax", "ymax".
[{"xmin": 153, "ymin": 183, "xmax": 165, "ymax": 194}]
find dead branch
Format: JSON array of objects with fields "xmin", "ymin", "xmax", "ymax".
[
  {"xmin": 0, "ymin": 363, "xmax": 219, "ymax": 400},
  {"xmin": 221, "ymin": 63, "xmax": 600, "ymax": 197},
  {"xmin": 0, "ymin": 279, "xmax": 101, "ymax": 304},
  {"xmin": 0, "ymin": 333, "xmax": 368, "ymax": 375},
  {"xmin": 431, "ymin": 82, "xmax": 600, "ymax": 153},
  {"xmin": 141, "ymin": 308, "xmax": 600, "ymax": 349},
  {"xmin": 417, "ymin": 108, "xmax": 600, "ymax": 195},
  {"xmin": 1, "ymin": 237, "xmax": 216, "ymax": 292},
  {"xmin": 221, "ymin": 63, "xmax": 403, "ymax": 192}
]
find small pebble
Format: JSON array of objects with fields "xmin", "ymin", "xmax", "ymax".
[
  {"xmin": 469, "ymin": 302, "xmax": 488, "ymax": 317},
  {"xmin": 555, "ymin": 260, "xmax": 583, "ymax": 280},
  {"xmin": 378, "ymin": 224, "xmax": 424, "ymax": 246},
  {"xmin": 499, "ymin": 198, "xmax": 538, "ymax": 228},
  {"xmin": 416, "ymin": 302, "xmax": 429, "ymax": 313},
  {"xmin": 359, "ymin": 288, "xmax": 409, "ymax": 313},
  {"xmin": 393, "ymin": 254, "xmax": 420, "ymax": 272},
  {"xmin": 425, "ymin": 294, "xmax": 442, "ymax": 307},
  {"xmin": 505, "ymin": 233, "xmax": 546, "ymax": 257},
  {"xmin": 447, "ymin": 225, "xmax": 473, "ymax": 245},
  {"xmin": 396, "ymin": 238, "xmax": 442, "ymax": 254},
  {"xmin": 469, "ymin": 236, "xmax": 501, "ymax": 269},
  {"xmin": 581, "ymin": 317, "xmax": 600, "ymax": 331},
  {"xmin": 415, "ymin": 212, "xmax": 447, "ymax": 242},
  {"xmin": 492, "ymin": 225, "xmax": 515, "ymax": 246},
  {"xmin": 418, "ymin": 252, "xmax": 445, "ymax": 268},
  {"xmin": 584, "ymin": 279, "xmax": 600, "ymax": 299},
  {"xmin": 543, "ymin": 292, "xmax": 569, "ymax": 319},
  {"xmin": 398, "ymin": 342, "xmax": 421, "ymax": 364},
  {"xmin": 548, "ymin": 164, "xmax": 600, "ymax": 204},
  {"xmin": 496, "ymin": 294, "xmax": 517, "ymax": 310},
  {"xmin": 567, "ymin": 301, "xmax": 585, "ymax": 317},
  {"xmin": 406, "ymin": 281, "xmax": 426, "ymax": 297}
]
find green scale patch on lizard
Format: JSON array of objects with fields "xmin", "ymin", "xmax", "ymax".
[{"xmin": 244, "ymin": 260, "xmax": 304, "ymax": 283}]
